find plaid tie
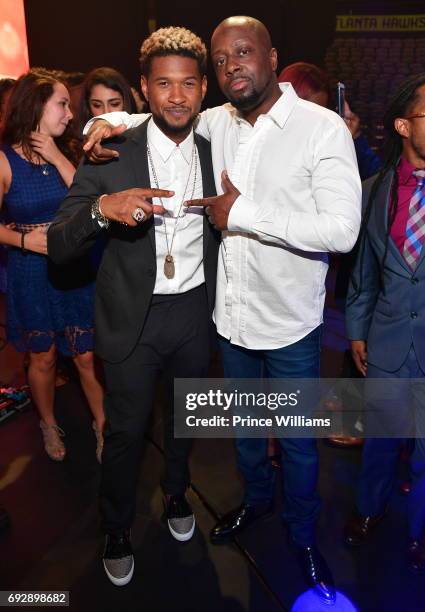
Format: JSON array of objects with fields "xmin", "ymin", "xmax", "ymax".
[{"xmin": 402, "ymin": 169, "xmax": 425, "ymax": 270}]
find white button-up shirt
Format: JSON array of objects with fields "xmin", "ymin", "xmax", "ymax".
[
  {"xmin": 85, "ymin": 83, "xmax": 361, "ymax": 348},
  {"xmin": 146, "ymin": 120, "xmax": 204, "ymax": 295}
]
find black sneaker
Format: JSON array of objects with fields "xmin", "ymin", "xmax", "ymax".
[
  {"xmin": 165, "ymin": 495, "xmax": 195, "ymax": 542},
  {"xmin": 102, "ymin": 530, "xmax": 134, "ymax": 586}
]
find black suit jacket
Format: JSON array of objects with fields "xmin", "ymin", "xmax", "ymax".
[{"xmin": 48, "ymin": 119, "xmax": 220, "ymax": 363}]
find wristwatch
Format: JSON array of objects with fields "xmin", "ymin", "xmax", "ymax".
[{"xmin": 91, "ymin": 195, "xmax": 110, "ymax": 229}]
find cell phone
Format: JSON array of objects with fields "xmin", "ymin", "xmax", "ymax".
[{"xmin": 337, "ymin": 82, "xmax": 345, "ymax": 118}]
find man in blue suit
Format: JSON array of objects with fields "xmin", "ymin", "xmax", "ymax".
[{"xmin": 345, "ymin": 74, "xmax": 425, "ymax": 573}]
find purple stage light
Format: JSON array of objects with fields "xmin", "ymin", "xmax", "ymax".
[{"xmin": 291, "ymin": 588, "xmax": 358, "ymax": 611}]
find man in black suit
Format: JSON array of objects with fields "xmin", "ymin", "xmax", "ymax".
[{"xmin": 48, "ymin": 27, "xmax": 219, "ymax": 586}]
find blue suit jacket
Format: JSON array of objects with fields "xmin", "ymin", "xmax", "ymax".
[{"xmin": 346, "ymin": 170, "xmax": 425, "ymax": 372}]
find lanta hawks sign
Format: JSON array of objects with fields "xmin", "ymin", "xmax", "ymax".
[{"xmin": 337, "ymin": 14, "xmax": 425, "ymax": 32}]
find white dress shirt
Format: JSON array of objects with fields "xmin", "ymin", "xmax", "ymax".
[
  {"xmin": 85, "ymin": 83, "xmax": 361, "ymax": 348},
  {"xmin": 147, "ymin": 120, "xmax": 204, "ymax": 294}
]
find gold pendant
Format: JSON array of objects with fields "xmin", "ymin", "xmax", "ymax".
[{"xmin": 164, "ymin": 254, "xmax": 175, "ymax": 279}]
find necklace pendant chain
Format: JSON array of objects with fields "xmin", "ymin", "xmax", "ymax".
[
  {"xmin": 164, "ymin": 254, "xmax": 175, "ymax": 279},
  {"xmin": 147, "ymin": 133, "xmax": 198, "ymax": 280}
]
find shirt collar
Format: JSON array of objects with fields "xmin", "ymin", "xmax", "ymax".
[
  {"xmin": 147, "ymin": 118, "xmax": 194, "ymax": 163},
  {"xmin": 267, "ymin": 82, "xmax": 299, "ymax": 128},
  {"xmin": 397, "ymin": 156, "xmax": 418, "ymax": 185},
  {"xmin": 233, "ymin": 82, "xmax": 299, "ymax": 129}
]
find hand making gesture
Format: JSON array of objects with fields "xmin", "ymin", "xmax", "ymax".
[
  {"xmin": 185, "ymin": 170, "xmax": 240, "ymax": 230},
  {"xmin": 83, "ymin": 121, "xmax": 127, "ymax": 162},
  {"xmin": 99, "ymin": 187, "xmax": 173, "ymax": 226}
]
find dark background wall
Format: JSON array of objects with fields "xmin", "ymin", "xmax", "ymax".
[
  {"xmin": 24, "ymin": 0, "xmax": 424, "ymax": 107},
  {"xmin": 23, "ymin": 0, "xmax": 337, "ymax": 107},
  {"xmin": 24, "ymin": 0, "xmax": 148, "ymax": 87},
  {"xmin": 338, "ymin": 1, "xmax": 425, "ymax": 10},
  {"xmin": 156, "ymin": 0, "xmax": 337, "ymax": 107}
]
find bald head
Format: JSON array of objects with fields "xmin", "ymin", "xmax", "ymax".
[
  {"xmin": 212, "ymin": 16, "xmax": 272, "ymax": 51},
  {"xmin": 210, "ymin": 15, "xmax": 280, "ymax": 122}
]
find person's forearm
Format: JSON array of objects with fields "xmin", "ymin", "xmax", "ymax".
[
  {"xmin": 228, "ymin": 195, "xmax": 361, "ymax": 253},
  {"xmin": 82, "ymin": 109, "xmax": 213, "ymax": 138},
  {"xmin": 228, "ymin": 121, "xmax": 361, "ymax": 253},
  {"xmin": 83, "ymin": 111, "xmax": 148, "ymax": 135},
  {"xmin": 345, "ymin": 233, "xmax": 379, "ymax": 339},
  {"xmin": 0, "ymin": 224, "xmax": 21, "ymax": 248}
]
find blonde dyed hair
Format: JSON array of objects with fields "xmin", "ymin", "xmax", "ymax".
[{"xmin": 140, "ymin": 27, "xmax": 207, "ymax": 75}]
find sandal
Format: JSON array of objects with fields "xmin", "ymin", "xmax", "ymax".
[
  {"xmin": 92, "ymin": 421, "xmax": 104, "ymax": 464},
  {"xmin": 40, "ymin": 421, "xmax": 66, "ymax": 461}
]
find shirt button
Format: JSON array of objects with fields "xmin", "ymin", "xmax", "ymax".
[
  {"xmin": 411, "ymin": 311, "xmax": 418, "ymax": 319},
  {"xmin": 411, "ymin": 277, "xmax": 419, "ymax": 284}
]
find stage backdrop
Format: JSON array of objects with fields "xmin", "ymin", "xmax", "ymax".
[{"xmin": 23, "ymin": 0, "xmax": 336, "ymax": 107}]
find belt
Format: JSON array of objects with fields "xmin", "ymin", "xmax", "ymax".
[{"xmin": 14, "ymin": 222, "xmax": 50, "ymax": 234}]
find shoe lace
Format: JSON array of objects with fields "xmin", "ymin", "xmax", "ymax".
[
  {"xmin": 167, "ymin": 495, "xmax": 191, "ymax": 518},
  {"xmin": 105, "ymin": 531, "xmax": 131, "ymax": 558}
]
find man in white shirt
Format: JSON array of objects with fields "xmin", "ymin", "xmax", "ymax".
[
  {"xmin": 83, "ymin": 16, "xmax": 361, "ymax": 603},
  {"xmin": 48, "ymin": 28, "xmax": 220, "ymax": 587}
]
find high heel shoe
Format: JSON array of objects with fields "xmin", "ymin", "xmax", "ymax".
[
  {"xmin": 40, "ymin": 421, "xmax": 66, "ymax": 461},
  {"xmin": 92, "ymin": 421, "xmax": 104, "ymax": 463}
]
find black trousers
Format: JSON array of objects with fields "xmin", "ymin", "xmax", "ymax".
[{"xmin": 100, "ymin": 284, "xmax": 210, "ymax": 534}]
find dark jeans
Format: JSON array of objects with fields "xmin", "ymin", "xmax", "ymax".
[
  {"xmin": 358, "ymin": 345, "xmax": 425, "ymax": 539},
  {"xmin": 100, "ymin": 284, "xmax": 210, "ymax": 535},
  {"xmin": 219, "ymin": 325, "xmax": 322, "ymax": 546}
]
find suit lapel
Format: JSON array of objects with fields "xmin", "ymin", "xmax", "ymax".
[
  {"xmin": 374, "ymin": 171, "xmax": 392, "ymax": 236},
  {"xmin": 129, "ymin": 119, "xmax": 156, "ymax": 255},
  {"xmin": 374, "ymin": 170, "xmax": 412, "ymax": 274},
  {"xmin": 195, "ymin": 133, "xmax": 216, "ymax": 260}
]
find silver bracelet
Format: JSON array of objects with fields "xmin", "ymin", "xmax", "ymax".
[{"xmin": 91, "ymin": 194, "xmax": 110, "ymax": 228}]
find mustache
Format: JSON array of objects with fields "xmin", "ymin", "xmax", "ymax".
[{"xmin": 227, "ymin": 75, "xmax": 251, "ymax": 84}]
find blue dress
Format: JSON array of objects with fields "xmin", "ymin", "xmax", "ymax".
[{"xmin": 2, "ymin": 145, "xmax": 95, "ymax": 356}]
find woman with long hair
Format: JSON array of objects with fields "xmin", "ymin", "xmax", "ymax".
[
  {"xmin": 0, "ymin": 69, "xmax": 104, "ymax": 461},
  {"xmin": 78, "ymin": 67, "xmax": 136, "ymax": 134}
]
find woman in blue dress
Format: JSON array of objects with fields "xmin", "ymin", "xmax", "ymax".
[{"xmin": 0, "ymin": 70, "xmax": 104, "ymax": 461}]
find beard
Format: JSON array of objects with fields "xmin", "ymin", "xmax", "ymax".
[
  {"xmin": 226, "ymin": 77, "xmax": 273, "ymax": 113},
  {"xmin": 151, "ymin": 110, "xmax": 198, "ymax": 137},
  {"xmin": 228, "ymin": 87, "xmax": 263, "ymax": 111}
]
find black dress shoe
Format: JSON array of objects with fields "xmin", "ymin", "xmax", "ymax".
[
  {"xmin": 210, "ymin": 502, "xmax": 273, "ymax": 544},
  {"xmin": 294, "ymin": 544, "xmax": 336, "ymax": 605},
  {"xmin": 344, "ymin": 512, "xmax": 385, "ymax": 547}
]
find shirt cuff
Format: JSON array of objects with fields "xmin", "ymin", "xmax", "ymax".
[
  {"xmin": 227, "ymin": 195, "xmax": 258, "ymax": 233},
  {"xmin": 83, "ymin": 116, "xmax": 106, "ymax": 136}
]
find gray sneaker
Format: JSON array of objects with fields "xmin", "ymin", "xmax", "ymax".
[
  {"xmin": 103, "ymin": 530, "xmax": 134, "ymax": 586},
  {"xmin": 165, "ymin": 495, "xmax": 195, "ymax": 542}
]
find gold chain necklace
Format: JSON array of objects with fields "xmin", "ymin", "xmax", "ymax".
[{"xmin": 146, "ymin": 137, "xmax": 198, "ymax": 279}]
